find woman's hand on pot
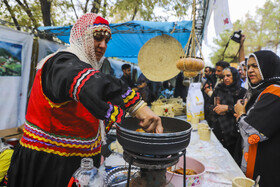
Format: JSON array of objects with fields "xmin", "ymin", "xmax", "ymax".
[{"xmin": 135, "ymin": 106, "xmax": 163, "ymax": 133}]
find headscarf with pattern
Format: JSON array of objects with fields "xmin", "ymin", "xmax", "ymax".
[{"xmin": 68, "ymin": 13, "xmax": 111, "ymax": 69}]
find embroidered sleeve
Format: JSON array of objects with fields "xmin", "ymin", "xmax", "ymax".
[
  {"xmin": 68, "ymin": 67, "xmax": 127, "ymax": 128},
  {"xmin": 122, "ymin": 88, "xmax": 141, "ymax": 110},
  {"xmin": 41, "ymin": 52, "xmax": 127, "ymax": 129}
]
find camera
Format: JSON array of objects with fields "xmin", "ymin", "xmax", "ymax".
[{"xmin": 231, "ymin": 30, "xmax": 242, "ymax": 43}]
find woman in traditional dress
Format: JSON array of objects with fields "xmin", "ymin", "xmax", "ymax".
[{"xmin": 7, "ymin": 13, "xmax": 163, "ymax": 187}]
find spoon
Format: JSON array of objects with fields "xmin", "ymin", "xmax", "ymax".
[{"xmin": 254, "ymin": 175, "xmax": 260, "ymax": 187}]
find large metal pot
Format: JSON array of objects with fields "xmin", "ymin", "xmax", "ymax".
[{"xmin": 116, "ymin": 116, "xmax": 192, "ymax": 155}]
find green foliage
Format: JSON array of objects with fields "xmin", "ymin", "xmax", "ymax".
[
  {"xmin": 210, "ymin": 0, "xmax": 280, "ymax": 65},
  {"xmin": 0, "ymin": 0, "xmax": 191, "ymax": 31},
  {"xmin": 51, "ymin": 0, "xmax": 76, "ymax": 26}
]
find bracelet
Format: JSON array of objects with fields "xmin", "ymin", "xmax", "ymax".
[
  {"xmin": 133, "ymin": 102, "xmax": 147, "ymax": 117},
  {"xmin": 130, "ymin": 100, "xmax": 144, "ymax": 116},
  {"xmin": 128, "ymin": 100, "xmax": 142, "ymax": 113}
]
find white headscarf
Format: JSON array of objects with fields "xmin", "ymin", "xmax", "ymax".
[{"xmin": 37, "ymin": 13, "xmax": 111, "ymax": 70}]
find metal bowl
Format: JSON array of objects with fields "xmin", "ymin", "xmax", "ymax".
[
  {"xmin": 5, "ymin": 137, "xmax": 20, "ymax": 146},
  {"xmin": 105, "ymin": 166, "xmax": 140, "ymax": 187},
  {"xmin": 116, "ymin": 116, "xmax": 192, "ymax": 155}
]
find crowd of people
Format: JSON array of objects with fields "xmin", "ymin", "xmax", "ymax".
[
  {"xmin": 201, "ymin": 38, "xmax": 280, "ymax": 186},
  {"xmin": 99, "ymin": 44, "xmax": 280, "ymax": 187},
  {"xmin": 104, "ymin": 31, "xmax": 280, "ymax": 187},
  {"xmin": 117, "ymin": 31, "xmax": 280, "ymax": 186},
  {"xmin": 0, "ymin": 12, "xmax": 279, "ymax": 187}
]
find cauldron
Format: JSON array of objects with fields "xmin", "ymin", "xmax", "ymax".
[{"xmin": 116, "ymin": 116, "xmax": 192, "ymax": 155}]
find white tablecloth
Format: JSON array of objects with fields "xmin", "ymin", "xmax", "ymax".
[
  {"xmin": 186, "ymin": 130, "xmax": 245, "ymax": 186},
  {"xmin": 174, "ymin": 116, "xmax": 245, "ymax": 187}
]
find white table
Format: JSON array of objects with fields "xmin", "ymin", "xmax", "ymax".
[{"xmin": 175, "ymin": 116, "xmax": 245, "ymax": 186}]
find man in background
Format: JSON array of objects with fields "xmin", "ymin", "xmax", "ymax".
[
  {"xmin": 204, "ymin": 66, "xmax": 214, "ymax": 77},
  {"xmin": 238, "ymin": 34, "xmax": 248, "ymax": 89},
  {"xmin": 120, "ymin": 63, "xmax": 135, "ymax": 88},
  {"xmin": 203, "ymin": 61, "xmax": 230, "ymax": 98},
  {"xmin": 238, "ymin": 61, "xmax": 247, "ymax": 88},
  {"xmin": 121, "ymin": 63, "xmax": 146, "ymax": 91}
]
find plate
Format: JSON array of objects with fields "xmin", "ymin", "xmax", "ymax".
[{"xmin": 105, "ymin": 166, "xmax": 140, "ymax": 187}]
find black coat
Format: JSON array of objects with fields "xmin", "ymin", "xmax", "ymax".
[{"xmin": 206, "ymin": 67, "xmax": 246, "ymax": 148}]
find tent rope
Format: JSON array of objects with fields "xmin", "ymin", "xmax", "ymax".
[{"xmin": 183, "ymin": 0, "xmax": 204, "ymax": 60}]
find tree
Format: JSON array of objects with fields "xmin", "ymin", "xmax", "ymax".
[
  {"xmin": 108, "ymin": 0, "xmax": 191, "ymax": 22},
  {"xmin": 0, "ymin": 0, "xmax": 76, "ymax": 32},
  {"xmin": 0, "ymin": 0, "xmax": 192, "ymax": 31},
  {"xmin": 258, "ymin": 0, "xmax": 280, "ymax": 53},
  {"xmin": 39, "ymin": 0, "xmax": 51, "ymax": 27},
  {"xmin": 210, "ymin": 23, "xmax": 244, "ymax": 64},
  {"xmin": 210, "ymin": 0, "xmax": 280, "ymax": 65},
  {"xmin": 2, "ymin": 0, "xmax": 21, "ymax": 30}
]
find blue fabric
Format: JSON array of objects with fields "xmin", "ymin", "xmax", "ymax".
[{"xmin": 37, "ymin": 20, "xmax": 192, "ymax": 64}]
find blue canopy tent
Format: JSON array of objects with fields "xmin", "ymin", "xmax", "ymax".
[{"xmin": 37, "ymin": 20, "xmax": 192, "ymax": 64}]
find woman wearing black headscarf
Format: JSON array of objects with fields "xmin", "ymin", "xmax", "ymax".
[
  {"xmin": 206, "ymin": 67, "xmax": 247, "ymax": 156},
  {"xmin": 234, "ymin": 50, "xmax": 280, "ymax": 186}
]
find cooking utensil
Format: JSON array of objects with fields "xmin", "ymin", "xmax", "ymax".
[
  {"xmin": 116, "ymin": 116, "xmax": 192, "ymax": 155},
  {"xmin": 254, "ymin": 175, "xmax": 260, "ymax": 187}
]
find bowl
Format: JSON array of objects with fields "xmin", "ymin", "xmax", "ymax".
[
  {"xmin": 232, "ymin": 177, "xmax": 255, "ymax": 187},
  {"xmin": 166, "ymin": 156, "xmax": 205, "ymax": 187},
  {"xmin": 5, "ymin": 138, "xmax": 20, "ymax": 146},
  {"xmin": 104, "ymin": 166, "xmax": 140, "ymax": 187}
]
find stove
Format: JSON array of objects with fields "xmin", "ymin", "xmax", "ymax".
[
  {"xmin": 123, "ymin": 149, "xmax": 187, "ymax": 187},
  {"xmin": 115, "ymin": 116, "xmax": 192, "ymax": 187}
]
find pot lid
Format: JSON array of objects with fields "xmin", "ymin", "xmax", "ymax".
[{"xmin": 138, "ymin": 34, "xmax": 184, "ymax": 82}]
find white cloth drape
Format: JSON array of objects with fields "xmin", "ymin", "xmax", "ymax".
[
  {"xmin": 38, "ymin": 38, "xmax": 66, "ymax": 63},
  {"xmin": 0, "ymin": 26, "xmax": 33, "ymax": 130},
  {"xmin": 213, "ymin": 0, "xmax": 233, "ymax": 36}
]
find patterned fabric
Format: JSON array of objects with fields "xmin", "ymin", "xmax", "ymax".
[
  {"xmin": 69, "ymin": 13, "xmax": 111, "ymax": 69},
  {"xmin": 21, "ymin": 121, "xmax": 102, "ymax": 157},
  {"xmin": 104, "ymin": 102, "xmax": 124, "ymax": 131},
  {"xmin": 122, "ymin": 88, "xmax": 141, "ymax": 108},
  {"xmin": 22, "ymin": 66, "xmax": 102, "ymax": 157},
  {"xmin": 69, "ymin": 68, "xmax": 99, "ymax": 101},
  {"xmin": 207, "ymin": 86, "xmax": 246, "ymax": 146}
]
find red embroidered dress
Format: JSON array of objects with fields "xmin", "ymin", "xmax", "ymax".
[
  {"xmin": 22, "ymin": 68, "xmax": 102, "ymax": 157},
  {"xmin": 20, "ymin": 52, "xmax": 140, "ymax": 157},
  {"xmin": 7, "ymin": 13, "xmax": 142, "ymax": 187},
  {"xmin": 6, "ymin": 52, "xmax": 141, "ymax": 187}
]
